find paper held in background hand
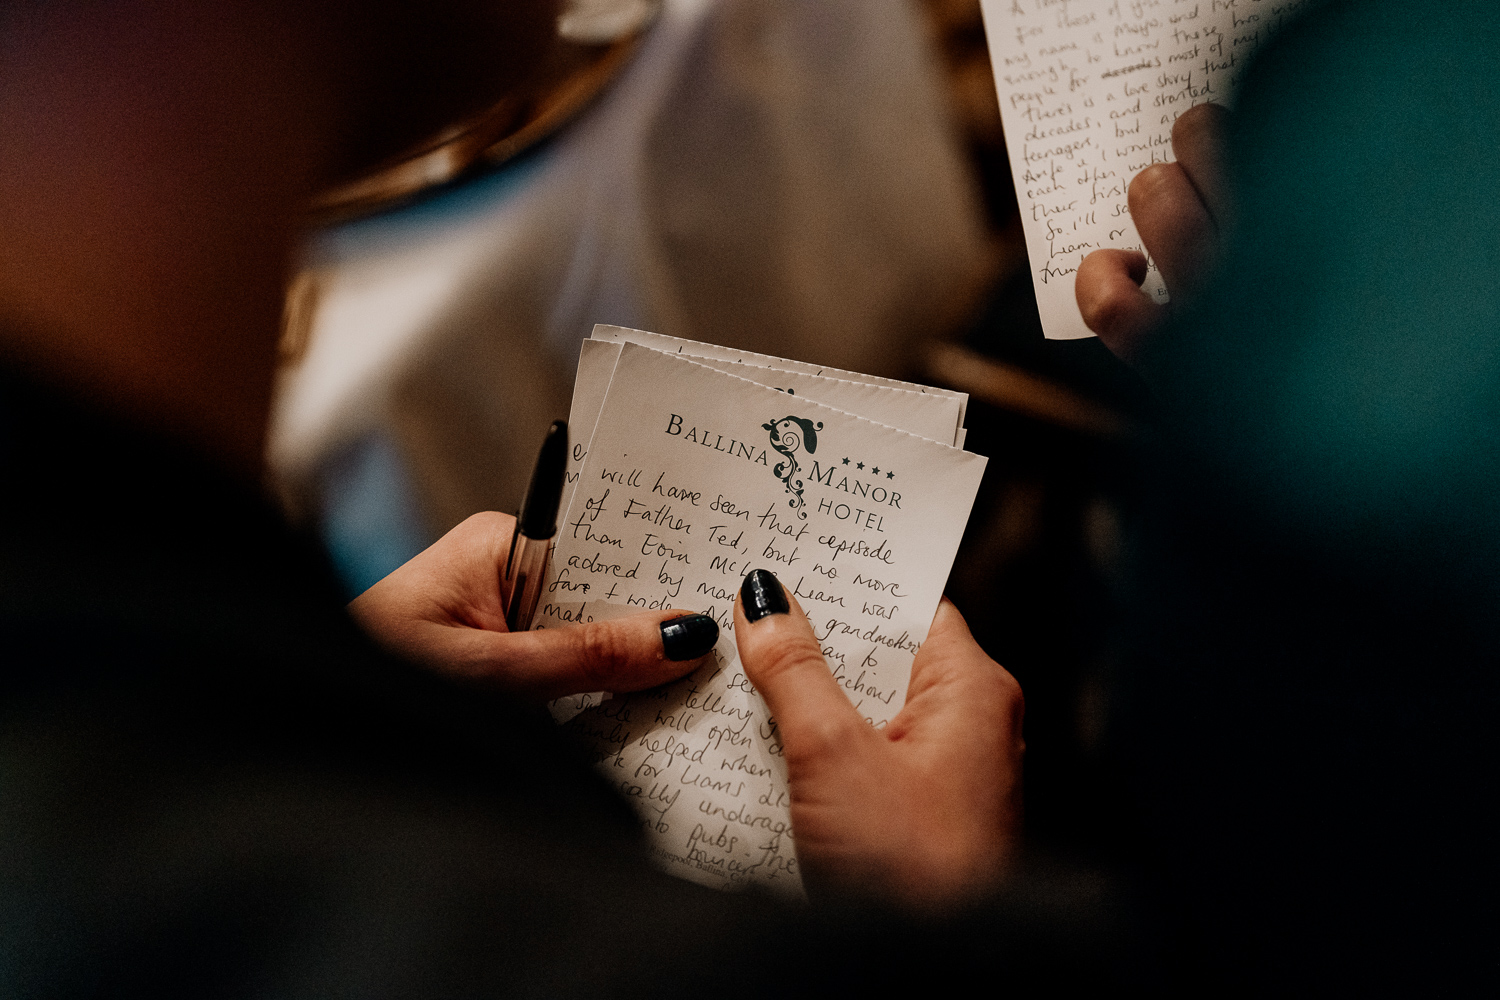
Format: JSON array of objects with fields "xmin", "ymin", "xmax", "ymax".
[
  {"xmin": 979, "ymin": 0, "xmax": 1313, "ymax": 340},
  {"xmin": 537, "ymin": 329, "xmax": 986, "ymax": 897}
]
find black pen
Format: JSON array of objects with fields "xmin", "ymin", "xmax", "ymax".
[{"xmin": 500, "ymin": 419, "xmax": 567, "ymax": 632}]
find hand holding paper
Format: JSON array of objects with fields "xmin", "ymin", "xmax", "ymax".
[
  {"xmin": 541, "ymin": 329, "xmax": 993, "ymax": 899},
  {"xmin": 354, "ymin": 325, "xmax": 1016, "ymax": 908},
  {"xmin": 1076, "ymin": 101, "xmax": 1231, "ymax": 360},
  {"xmin": 735, "ymin": 578, "xmax": 1024, "ymax": 910},
  {"xmin": 980, "ymin": 0, "xmax": 1312, "ymax": 340},
  {"xmin": 349, "ymin": 511, "xmax": 718, "ymax": 698}
]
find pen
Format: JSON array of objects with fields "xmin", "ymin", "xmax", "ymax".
[{"xmin": 500, "ymin": 419, "xmax": 567, "ymax": 632}]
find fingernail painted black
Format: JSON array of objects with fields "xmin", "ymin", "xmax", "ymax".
[
  {"xmin": 660, "ymin": 614, "xmax": 719, "ymax": 660},
  {"xmin": 740, "ymin": 569, "xmax": 789, "ymax": 623}
]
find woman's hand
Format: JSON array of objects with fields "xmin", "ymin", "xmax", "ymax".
[
  {"xmin": 1076, "ymin": 102, "xmax": 1232, "ymax": 361},
  {"xmin": 733, "ymin": 570, "xmax": 1024, "ymax": 911},
  {"xmin": 349, "ymin": 512, "xmax": 719, "ymax": 699}
]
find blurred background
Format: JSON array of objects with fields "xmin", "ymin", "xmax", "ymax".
[{"xmin": 270, "ymin": 0, "xmax": 1154, "ymax": 873}]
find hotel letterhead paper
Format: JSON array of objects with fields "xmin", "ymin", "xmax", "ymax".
[
  {"xmin": 565, "ymin": 341, "xmax": 966, "ymax": 506},
  {"xmin": 538, "ymin": 344, "xmax": 986, "ymax": 896}
]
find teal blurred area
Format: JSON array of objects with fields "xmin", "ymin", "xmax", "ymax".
[{"xmin": 1159, "ymin": 0, "xmax": 1500, "ymax": 581}]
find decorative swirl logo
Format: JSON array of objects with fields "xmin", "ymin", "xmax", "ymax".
[{"xmin": 762, "ymin": 415, "xmax": 823, "ymax": 519}]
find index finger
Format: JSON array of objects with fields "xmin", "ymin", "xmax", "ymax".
[
  {"xmin": 1129, "ymin": 160, "xmax": 1217, "ymax": 302},
  {"xmin": 408, "ymin": 608, "xmax": 718, "ymax": 699},
  {"xmin": 904, "ymin": 598, "xmax": 985, "ymax": 699},
  {"xmin": 894, "ymin": 598, "xmax": 1023, "ymax": 741},
  {"xmin": 1170, "ymin": 102, "xmax": 1232, "ymax": 229}
]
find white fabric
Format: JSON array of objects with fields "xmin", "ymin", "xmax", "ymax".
[{"xmin": 269, "ymin": 0, "xmax": 991, "ymax": 562}]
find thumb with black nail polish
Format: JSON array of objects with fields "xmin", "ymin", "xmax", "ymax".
[
  {"xmin": 740, "ymin": 568, "xmax": 789, "ymax": 622},
  {"xmin": 660, "ymin": 613, "xmax": 719, "ymax": 661}
]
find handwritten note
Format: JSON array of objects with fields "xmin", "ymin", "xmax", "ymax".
[
  {"xmin": 538, "ymin": 341, "xmax": 986, "ymax": 896},
  {"xmin": 981, "ymin": 0, "xmax": 1313, "ymax": 339},
  {"xmin": 564, "ymin": 331, "xmax": 969, "ymax": 534}
]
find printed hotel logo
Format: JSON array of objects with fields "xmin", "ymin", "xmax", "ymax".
[{"xmin": 762, "ymin": 415, "xmax": 823, "ymax": 520}]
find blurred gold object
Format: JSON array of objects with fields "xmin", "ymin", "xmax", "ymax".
[
  {"xmin": 309, "ymin": 22, "xmax": 648, "ymax": 222},
  {"xmin": 288, "ymin": 8, "xmax": 655, "ymax": 366},
  {"xmin": 278, "ymin": 268, "xmax": 324, "ymax": 366},
  {"xmin": 558, "ymin": 0, "xmax": 661, "ymax": 43}
]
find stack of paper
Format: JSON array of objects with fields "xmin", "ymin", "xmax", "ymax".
[{"xmin": 535, "ymin": 326, "xmax": 987, "ymax": 897}]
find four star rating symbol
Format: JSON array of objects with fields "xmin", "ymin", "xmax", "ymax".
[{"xmin": 840, "ymin": 457, "xmax": 895, "ymax": 479}]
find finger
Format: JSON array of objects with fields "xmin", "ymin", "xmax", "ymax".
[
  {"xmin": 904, "ymin": 598, "xmax": 984, "ymax": 700},
  {"xmin": 733, "ymin": 569, "xmax": 871, "ymax": 762},
  {"xmin": 435, "ymin": 510, "xmax": 516, "ymax": 631},
  {"xmin": 1170, "ymin": 102, "xmax": 1232, "ymax": 229},
  {"xmin": 352, "ymin": 511, "xmax": 517, "ymax": 633},
  {"xmin": 1129, "ymin": 160, "xmax": 1217, "ymax": 301},
  {"xmin": 1076, "ymin": 248, "xmax": 1162, "ymax": 360},
  {"xmin": 891, "ymin": 599, "xmax": 1023, "ymax": 740},
  {"xmin": 418, "ymin": 609, "xmax": 719, "ymax": 699}
]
